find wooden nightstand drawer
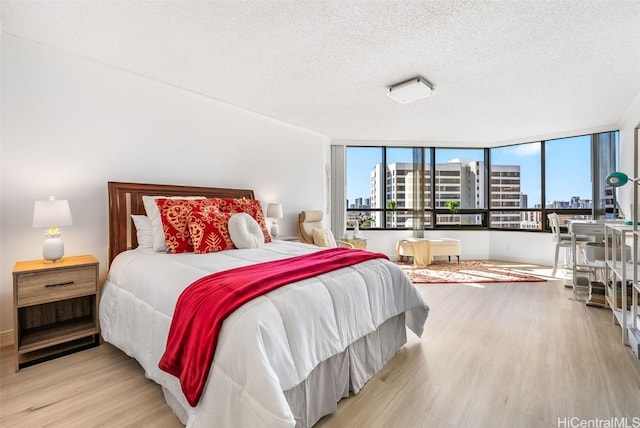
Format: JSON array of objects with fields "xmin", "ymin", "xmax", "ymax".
[{"xmin": 16, "ymin": 266, "xmax": 97, "ymax": 307}]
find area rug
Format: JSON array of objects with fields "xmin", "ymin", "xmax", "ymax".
[{"xmin": 398, "ymin": 260, "xmax": 546, "ymax": 284}]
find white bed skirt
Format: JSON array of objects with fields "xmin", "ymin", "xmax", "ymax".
[{"xmin": 162, "ymin": 314, "xmax": 406, "ymax": 428}]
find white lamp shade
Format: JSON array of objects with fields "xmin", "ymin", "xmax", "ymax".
[
  {"xmin": 266, "ymin": 203, "xmax": 283, "ymax": 219},
  {"xmin": 33, "ymin": 198, "xmax": 73, "ymax": 228}
]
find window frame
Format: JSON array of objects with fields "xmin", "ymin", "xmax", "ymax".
[{"xmin": 344, "ymin": 131, "xmax": 618, "ymax": 233}]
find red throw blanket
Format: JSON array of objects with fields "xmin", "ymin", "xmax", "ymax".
[{"xmin": 158, "ymin": 247, "xmax": 388, "ymax": 407}]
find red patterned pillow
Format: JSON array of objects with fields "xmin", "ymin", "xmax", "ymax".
[
  {"xmin": 188, "ymin": 210, "xmax": 235, "ymax": 254},
  {"xmin": 155, "ymin": 199, "xmax": 203, "ymax": 253},
  {"xmin": 192, "ymin": 198, "xmax": 219, "ymax": 216},
  {"xmin": 211, "ymin": 198, "xmax": 272, "ymax": 243}
]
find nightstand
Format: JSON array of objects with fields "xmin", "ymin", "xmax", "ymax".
[
  {"xmin": 274, "ymin": 236, "xmax": 301, "ymax": 242},
  {"xmin": 13, "ymin": 255, "xmax": 100, "ymax": 371}
]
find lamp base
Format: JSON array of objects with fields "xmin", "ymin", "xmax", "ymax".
[
  {"xmin": 270, "ymin": 223, "xmax": 280, "ymax": 239},
  {"xmin": 43, "ymin": 237, "xmax": 65, "ymax": 263}
]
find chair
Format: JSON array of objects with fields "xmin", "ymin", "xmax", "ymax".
[
  {"xmin": 548, "ymin": 213, "xmax": 589, "ymax": 277},
  {"xmin": 298, "ymin": 210, "xmax": 353, "ymax": 248}
]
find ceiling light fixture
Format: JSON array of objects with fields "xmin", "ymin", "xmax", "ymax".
[{"xmin": 387, "ymin": 77, "xmax": 433, "ymax": 104}]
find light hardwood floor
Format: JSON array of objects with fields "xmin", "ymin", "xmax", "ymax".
[{"xmin": 1, "ymin": 273, "xmax": 639, "ymax": 428}]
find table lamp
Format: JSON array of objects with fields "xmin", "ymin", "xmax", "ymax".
[
  {"xmin": 266, "ymin": 203, "xmax": 283, "ymax": 238},
  {"xmin": 33, "ymin": 197, "xmax": 73, "ymax": 263}
]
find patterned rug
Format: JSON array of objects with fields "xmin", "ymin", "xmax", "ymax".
[{"xmin": 397, "ymin": 260, "xmax": 546, "ymax": 284}]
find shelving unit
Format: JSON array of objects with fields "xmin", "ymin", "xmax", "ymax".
[
  {"xmin": 604, "ymin": 224, "xmax": 637, "ymax": 345},
  {"xmin": 605, "ymin": 126, "xmax": 640, "ymax": 358},
  {"xmin": 629, "ymin": 127, "xmax": 640, "ymax": 358},
  {"xmin": 629, "ymin": 229, "xmax": 640, "ymax": 358}
]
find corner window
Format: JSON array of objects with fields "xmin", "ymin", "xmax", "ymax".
[{"xmin": 342, "ymin": 131, "xmax": 617, "ymax": 231}]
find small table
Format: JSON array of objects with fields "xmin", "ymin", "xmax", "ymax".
[
  {"xmin": 342, "ymin": 237, "xmax": 367, "ymax": 249},
  {"xmin": 274, "ymin": 236, "xmax": 301, "ymax": 242}
]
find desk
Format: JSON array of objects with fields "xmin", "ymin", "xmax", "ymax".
[{"xmin": 568, "ymin": 220, "xmax": 624, "ymax": 301}]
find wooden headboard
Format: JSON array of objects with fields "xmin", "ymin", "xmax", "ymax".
[{"xmin": 108, "ymin": 181, "xmax": 255, "ymax": 266}]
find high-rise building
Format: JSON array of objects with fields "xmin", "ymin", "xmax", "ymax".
[
  {"xmin": 489, "ymin": 163, "xmax": 522, "ymax": 229},
  {"xmin": 361, "ymin": 158, "xmax": 591, "ymax": 230},
  {"xmin": 367, "ymin": 159, "xmax": 524, "ymax": 228}
]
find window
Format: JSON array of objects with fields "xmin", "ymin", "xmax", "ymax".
[
  {"xmin": 545, "ymin": 135, "xmax": 593, "ymax": 225},
  {"xmin": 342, "ymin": 131, "xmax": 617, "ymax": 232},
  {"xmin": 593, "ymin": 131, "xmax": 619, "ymax": 219},
  {"xmin": 545, "ymin": 136, "xmax": 591, "ymax": 210},
  {"xmin": 386, "ymin": 148, "xmax": 415, "ymax": 228},
  {"xmin": 489, "ymin": 142, "xmax": 541, "ymax": 229},
  {"xmin": 346, "ymin": 147, "xmax": 381, "ymax": 230},
  {"xmin": 434, "ymin": 148, "xmax": 485, "ymax": 226}
]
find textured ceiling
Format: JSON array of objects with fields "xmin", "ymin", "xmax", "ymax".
[{"xmin": 2, "ymin": 1, "xmax": 639, "ymax": 145}]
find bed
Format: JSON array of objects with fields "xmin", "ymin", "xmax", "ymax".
[{"xmin": 99, "ymin": 181, "xmax": 429, "ymax": 428}]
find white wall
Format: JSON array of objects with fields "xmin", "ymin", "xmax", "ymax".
[
  {"xmin": 0, "ymin": 34, "xmax": 329, "ymax": 335},
  {"xmin": 363, "ymin": 228, "xmax": 551, "ymax": 266},
  {"xmin": 488, "ymin": 231, "xmax": 554, "ymax": 266},
  {"xmin": 361, "ymin": 229, "xmax": 491, "ymax": 261}
]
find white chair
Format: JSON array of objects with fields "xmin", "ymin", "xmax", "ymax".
[{"xmin": 548, "ymin": 213, "xmax": 589, "ymax": 277}]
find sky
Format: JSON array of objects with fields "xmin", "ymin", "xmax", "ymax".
[{"xmin": 346, "ymin": 135, "xmax": 593, "ymax": 207}]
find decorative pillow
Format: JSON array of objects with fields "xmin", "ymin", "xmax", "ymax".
[
  {"xmin": 312, "ymin": 228, "xmax": 337, "ymax": 248},
  {"xmin": 131, "ymin": 215, "xmax": 154, "ymax": 249},
  {"xmin": 188, "ymin": 210, "xmax": 235, "ymax": 254},
  {"xmin": 142, "ymin": 195, "xmax": 205, "ymax": 252},
  {"xmin": 155, "ymin": 199, "xmax": 204, "ymax": 253},
  {"xmin": 228, "ymin": 213, "xmax": 264, "ymax": 249},
  {"xmin": 211, "ymin": 198, "xmax": 272, "ymax": 243}
]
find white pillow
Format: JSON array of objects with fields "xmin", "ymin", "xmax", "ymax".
[
  {"xmin": 312, "ymin": 228, "xmax": 337, "ymax": 247},
  {"xmin": 228, "ymin": 213, "xmax": 264, "ymax": 249},
  {"xmin": 142, "ymin": 195, "xmax": 204, "ymax": 252},
  {"xmin": 131, "ymin": 215, "xmax": 154, "ymax": 248}
]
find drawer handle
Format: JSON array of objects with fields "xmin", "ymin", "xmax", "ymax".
[{"xmin": 45, "ymin": 281, "xmax": 75, "ymax": 288}]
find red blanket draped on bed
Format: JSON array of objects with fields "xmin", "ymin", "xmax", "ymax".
[{"xmin": 158, "ymin": 247, "xmax": 388, "ymax": 407}]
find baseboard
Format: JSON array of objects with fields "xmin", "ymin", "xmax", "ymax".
[{"xmin": 0, "ymin": 330, "xmax": 14, "ymax": 347}]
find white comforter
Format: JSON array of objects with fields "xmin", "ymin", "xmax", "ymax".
[{"xmin": 99, "ymin": 241, "xmax": 429, "ymax": 427}]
